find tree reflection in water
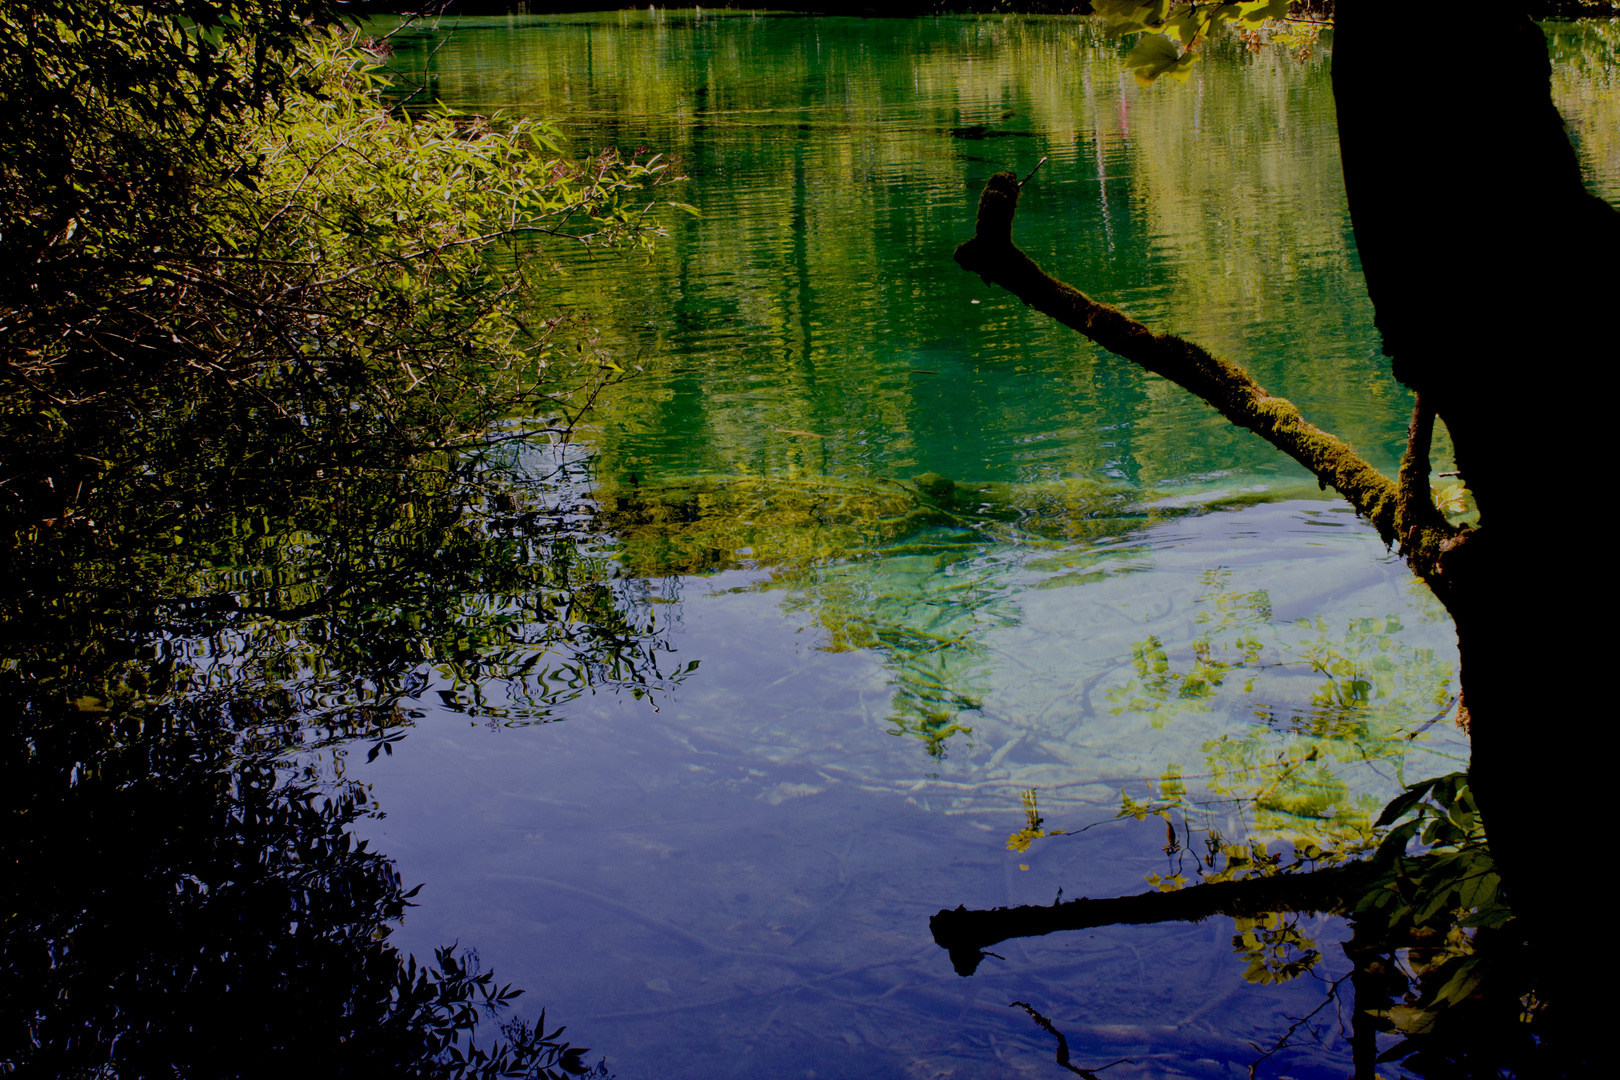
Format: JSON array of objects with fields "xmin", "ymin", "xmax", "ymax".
[
  {"xmin": 4, "ymin": 707, "xmax": 601, "ymax": 1076},
  {"xmin": 1, "ymin": 425, "xmax": 681, "ymax": 1074}
]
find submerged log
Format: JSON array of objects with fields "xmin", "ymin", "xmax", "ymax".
[{"xmin": 930, "ymin": 862, "xmax": 1377, "ymax": 976}]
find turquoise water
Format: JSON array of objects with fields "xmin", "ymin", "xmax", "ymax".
[{"xmin": 340, "ymin": 11, "xmax": 1615, "ymax": 1077}]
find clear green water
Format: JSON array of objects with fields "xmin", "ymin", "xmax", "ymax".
[
  {"xmin": 332, "ymin": 12, "xmax": 1613, "ymax": 1078},
  {"xmin": 390, "ymin": 10, "xmax": 1416, "ymax": 494}
]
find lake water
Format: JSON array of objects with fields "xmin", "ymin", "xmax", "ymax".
[
  {"xmin": 14, "ymin": 10, "xmax": 1614, "ymax": 1079},
  {"xmin": 346, "ymin": 12, "xmax": 1548, "ymax": 1078}
]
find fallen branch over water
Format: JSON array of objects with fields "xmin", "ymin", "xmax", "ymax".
[{"xmin": 954, "ymin": 171, "xmax": 1414, "ymax": 544}]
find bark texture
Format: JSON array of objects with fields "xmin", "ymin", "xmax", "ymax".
[{"xmin": 955, "ymin": 174, "xmax": 1414, "ymax": 545}]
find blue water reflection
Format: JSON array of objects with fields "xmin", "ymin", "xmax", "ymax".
[
  {"xmin": 334, "ymin": 9, "xmax": 1611, "ymax": 1076},
  {"xmin": 357, "ymin": 501, "xmax": 1465, "ymax": 1078}
]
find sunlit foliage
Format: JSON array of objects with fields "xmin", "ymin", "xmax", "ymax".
[
  {"xmin": 1097, "ymin": 0, "xmax": 1293, "ymax": 85},
  {"xmin": 1, "ymin": 3, "xmax": 685, "ymax": 1072},
  {"xmin": 1, "ymin": 1, "xmax": 675, "ymax": 529}
]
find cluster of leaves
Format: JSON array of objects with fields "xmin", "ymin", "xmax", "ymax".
[
  {"xmin": 1, "ymin": 4, "xmax": 694, "ymax": 1073},
  {"xmin": 1121, "ymin": 768, "xmax": 1542, "ymax": 1068},
  {"xmin": 1, "ymin": 1, "xmax": 678, "ymax": 530},
  {"xmin": 1011, "ymin": 561, "xmax": 1456, "ymax": 904},
  {"xmin": 1230, "ymin": 911, "xmax": 1322, "ymax": 985},
  {"xmin": 1117, "ymin": 786, "xmax": 1333, "ymax": 982},
  {"xmin": 2, "ymin": 448, "xmax": 694, "ymax": 768},
  {"xmin": 1105, "ymin": 568, "xmax": 1270, "ymax": 721},
  {"xmin": 1, "ymin": 3, "xmax": 698, "ymax": 739},
  {"xmin": 1094, "ymin": 0, "xmax": 1295, "ymax": 85},
  {"xmin": 1006, "ymin": 787, "xmax": 1067, "ymax": 857},
  {"xmin": 1059, "ymin": 568, "xmax": 1458, "ymax": 990},
  {"xmin": 1544, "ymin": 11, "xmax": 1620, "ymax": 69},
  {"xmin": 1351, "ymin": 772, "xmax": 1533, "ymax": 1069}
]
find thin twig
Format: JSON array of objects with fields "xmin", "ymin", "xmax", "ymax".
[
  {"xmin": 1010, "ymin": 1001, "xmax": 1132, "ymax": 1078},
  {"xmin": 1246, "ymin": 971, "xmax": 1353, "ymax": 1079}
]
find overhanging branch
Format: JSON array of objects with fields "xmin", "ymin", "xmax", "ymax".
[{"xmin": 956, "ymin": 171, "xmax": 1406, "ymax": 542}]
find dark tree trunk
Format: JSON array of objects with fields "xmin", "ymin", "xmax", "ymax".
[
  {"xmin": 945, "ymin": 7, "xmax": 1614, "ymax": 1064},
  {"xmin": 1332, "ymin": 0, "xmax": 1619, "ymax": 1049}
]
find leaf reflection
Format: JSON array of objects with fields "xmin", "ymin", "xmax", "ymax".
[{"xmin": 2, "ymin": 409, "xmax": 679, "ymax": 1074}]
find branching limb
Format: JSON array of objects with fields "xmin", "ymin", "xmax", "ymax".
[
  {"xmin": 955, "ymin": 172, "xmax": 1405, "ymax": 543},
  {"xmin": 1397, "ymin": 396, "xmax": 1439, "ymax": 525},
  {"xmin": 1392, "ymin": 393, "xmax": 1464, "ymax": 579},
  {"xmin": 930, "ymin": 862, "xmax": 1376, "ymax": 976},
  {"xmin": 1246, "ymin": 971, "xmax": 1353, "ymax": 1080}
]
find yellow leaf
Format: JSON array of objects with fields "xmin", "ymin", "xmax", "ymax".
[{"xmin": 1433, "ymin": 483, "xmax": 1468, "ymax": 514}]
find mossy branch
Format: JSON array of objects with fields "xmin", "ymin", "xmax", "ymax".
[
  {"xmin": 1391, "ymin": 393, "xmax": 1467, "ymax": 581},
  {"xmin": 956, "ymin": 171, "xmax": 1408, "ymax": 541},
  {"xmin": 930, "ymin": 861, "xmax": 1377, "ymax": 976}
]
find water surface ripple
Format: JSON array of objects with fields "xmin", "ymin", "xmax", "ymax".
[{"xmin": 348, "ymin": 11, "xmax": 1618, "ymax": 1077}]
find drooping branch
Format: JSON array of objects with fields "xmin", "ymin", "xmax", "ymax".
[
  {"xmin": 1387, "ymin": 391, "xmax": 1472, "ymax": 595},
  {"xmin": 956, "ymin": 172, "xmax": 1413, "ymax": 545},
  {"xmin": 929, "ymin": 861, "xmax": 1376, "ymax": 976}
]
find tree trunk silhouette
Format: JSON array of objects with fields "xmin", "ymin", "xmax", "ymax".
[
  {"xmin": 1334, "ymin": 0, "xmax": 1617, "ymax": 1050},
  {"xmin": 950, "ymin": 1, "xmax": 1617, "ymax": 1063}
]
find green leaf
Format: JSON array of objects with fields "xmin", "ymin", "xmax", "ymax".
[
  {"xmin": 1123, "ymin": 35, "xmax": 1200, "ymax": 87},
  {"xmin": 1094, "ymin": 0, "xmax": 1172, "ymax": 36},
  {"xmin": 1375, "ymin": 776, "xmax": 1441, "ymax": 827},
  {"xmin": 1236, "ymin": 0, "xmax": 1290, "ymax": 25},
  {"xmin": 1455, "ymin": 867, "xmax": 1500, "ymax": 911},
  {"xmin": 1430, "ymin": 956, "xmax": 1485, "ymax": 1008}
]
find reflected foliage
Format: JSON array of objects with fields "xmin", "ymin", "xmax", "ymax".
[
  {"xmin": 2, "ymin": 3, "xmax": 685, "ymax": 1073},
  {"xmin": 1101, "ymin": 566, "xmax": 1455, "ymax": 861},
  {"xmin": 957, "ymin": 771, "xmax": 1552, "ymax": 1076},
  {"xmin": 380, "ymin": 11, "xmax": 1424, "ymax": 498},
  {"xmin": 1, "ymin": 696, "xmax": 606, "ymax": 1077},
  {"xmin": 599, "ymin": 470, "xmax": 1284, "ymax": 759},
  {"xmin": 992, "ymin": 564, "xmax": 1469, "ymax": 1025},
  {"xmin": 1006, "ymin": 788, "xmax": 1066, "ymax": 855},
  {"xmin": 3, "ymin": 443, "xmax": 687, "ymax": 739},
  {"xmin": 1546, "ymin": 17, "xmax": 1620, "ymax": 204},
  {"xmin": 1244, "ymin": 774, "xmax": 1543, "ymax": 1075},
  {"xmin": 0, "ymin": 353, "xmax": 681, "ymax": 1074},
  {"xmin": 0, "ymin": 311, "xmax": 682, "ymax": 1070}
]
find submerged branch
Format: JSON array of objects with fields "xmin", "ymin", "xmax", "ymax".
[
  {"xmin": 955, "ymin": 172, "xmax": 1404, "ymax": 542},
  {"xmin": 930, "ymin": 861, "xmax": 1376, "ymax": 976}
]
